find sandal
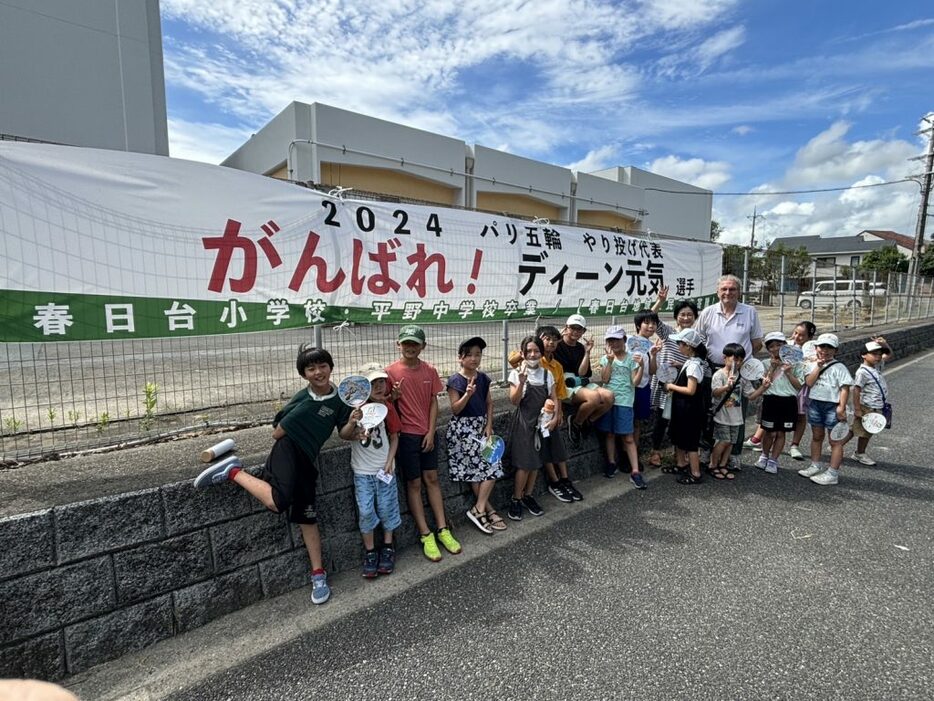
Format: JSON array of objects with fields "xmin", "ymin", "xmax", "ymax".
[
  {"xmin": 707, "ymin": 467, "xmax": 735, "ymax": 481},
  {"xmin": 677, "ymin": 473, "xmax": 703, "ymax": 485},
  {"xmin": 485, "ymin": 509, "xmax": 507, "ymax": 531},
  {"xmin": 648, "ymin": 452, "xmax": 662, "ymax": 468},
  {"xmin": 662, "ymin": 464, "xmax": 687, "ymax": 475},
  {"xmin": 467, "ymin": 507, "xmax": 493, "ymax": 535}
]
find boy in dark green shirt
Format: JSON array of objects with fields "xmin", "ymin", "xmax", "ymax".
[{"xmin": 194, "ymin": 346, "xmax": 352, "ymax": 605}]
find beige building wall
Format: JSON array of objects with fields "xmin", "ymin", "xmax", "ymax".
[
  {"xmin": 319, "ymin": 163, "xmax": 457, "ymax": 205},
  {"xmin": 576, "ymin": 210, "xmax": 638, "ymax": 231},
  {"xmin": 267, "ymin": 164, "xmax": 288, "ymax": 179},
  {"xmin": 476, "ymin": 192, "xmax": 561, "ymax": 220}
]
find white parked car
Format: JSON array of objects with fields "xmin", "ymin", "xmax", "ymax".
[{"xmin": 795, "ymin": 280, "xmax": 886, "ymax": 309}]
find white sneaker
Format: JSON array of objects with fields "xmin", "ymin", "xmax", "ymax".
[
  {"xmin": 853, "ymin": 453, "xmax": 876, "ymax": 466},
  {"xmin": 765, "ymin": 458, "xmax": 779, "ymax": 475},
  {"xmin": 756, "ymin": 455, "xmax": 769, "ymax": 470},
  {"xmin": 810, "ymin": 469, "xmax": 839, "ymax": 485},
  {"xmin": 798, "ymin": 463, "xmax": 824, "ymax": 478},
  {"xmin": 789, "ymin": 445, "xmax": 804, "ymax": 461}
]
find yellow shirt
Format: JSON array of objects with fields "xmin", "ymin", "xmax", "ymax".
[{"xmin": 541, "ymin": 356, "xmax": 568, "ymax": 400}]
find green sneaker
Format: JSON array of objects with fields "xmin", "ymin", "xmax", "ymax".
[
  {"xmin": 420, "ymin": 532, "xmax": 442, "ymax": 562},
  {"xmin": 436, "ymin": 527, "xmax": 462, "ymax": 555}
]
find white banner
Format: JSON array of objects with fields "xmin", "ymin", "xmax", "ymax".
[{"xmin": 0, "ymin": 142, "xmax": 721, "ymax": 341}]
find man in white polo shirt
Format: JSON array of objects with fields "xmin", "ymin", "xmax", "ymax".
[
  {"xmin": 695, "ymin": 274, "xmax": 764, "ymax": 466},
  {"xmin": 696, "ymin": 274, "xmax": 764, "ymax": 366}
]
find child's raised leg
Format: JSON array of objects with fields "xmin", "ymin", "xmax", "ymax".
[{"xmin": 232, "ymin": 471, "xmax": 278, "ymax": 512}]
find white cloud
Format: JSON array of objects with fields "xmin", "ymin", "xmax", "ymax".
[
  {"xmin": 646, "ymin": 154, "xmax": 731, "ymax": 190},
  {"xmin": 563, "ymin": 145, "xmax": 620, "ymax": 172},
  {"xmin": 732, "ymin": 125, "xmax": 753, "ymax": 136},
  {"xmin": 767, "ymin": 201, "xmax": 815, "ymax": 216},
  {"xmin": 166, "ymin": 118, "xmax": 252, "ymax": 164},
  {"xmin": 784, "ymin": 121, "xmax": 917, "ymax": 186}
]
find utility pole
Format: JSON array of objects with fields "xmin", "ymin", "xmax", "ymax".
[
  {"xmin": 909, "ymin": 115, "xmax": 934, "ymax": 277},
  {"xmin": 744, "ymin": 206, "xmax": 765, "ymax": 294},
  {"xmin": 747, "ymin": 206, "xmax": 765, "ymax": 249}
]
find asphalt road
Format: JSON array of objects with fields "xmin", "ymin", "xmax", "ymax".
[{"xmin": 71, "ymin": 350, "xmax": 934, "ymax": 701}]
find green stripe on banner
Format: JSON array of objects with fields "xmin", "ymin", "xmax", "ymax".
[{"xmin": 0, "ymin": 290, "xmax": 719, "ymax": 342}]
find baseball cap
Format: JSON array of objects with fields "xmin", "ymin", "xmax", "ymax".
[
  {"xmin": 566, "ymin": 313, "xmax": 587, "ymax": 329},
  {"xmin": 670, "ymin": 328, "xmax": 705, "ymax": 348},
  {"xmin": 764, "ymin": 331, "xmax": 787, "ymax": 345},
  {"xmin": 458, "ymin": 336, "xmax": 487, "ymax": 355},
  {"xmin": 815, "ymin": 333, "xmax": 839, "ymax": 348},
  {"xmin": 864, "ymin": 340, "xmax": 889, "ymax": 354},
  {"xmin": 398, "ymin": 325, "xmax": 426, "ymax": 345},
  {"xmin": 604, "ymin": 325, "xmax": 627, "ymax": 340},
  {"xmin": 359, "ymin": 362, "xmax": 388, "ymax": 382}
]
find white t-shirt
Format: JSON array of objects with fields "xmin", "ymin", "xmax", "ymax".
[
  {"xmin": 508, "ymin": 366, "xmax": 554, "ymax": 399},
  {"xmin": 350, "ymin": 419, "xmax": 390, "ymax": 475},
  {"xmin": 807, "ymin": 361, "xmax": 854, "ymax": 403},
  {"xmin": 711, "ymin": 368, "xmax": 754, "ymax": 426},
  {"xmin": 682, "ymin": 357, "xmax": 705, "ymax": 384},
  {"xmin": 853, "ymin": 364, "xmax": 887, "ymax": 409}
]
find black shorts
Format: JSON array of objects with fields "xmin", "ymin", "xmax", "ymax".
[
  {"xmin": 262, "ymin": 434, "xmax": 319, "ymax": 524},
  {"xmin": 760, "ymin": 395, "xmax": 798, "ymax": 432},
  {"xmin": 397, "ymin": 432, "xmax": 439, "ymax": 482}
]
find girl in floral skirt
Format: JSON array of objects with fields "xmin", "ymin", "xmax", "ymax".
[{"xmin": 446, "ymin": 336, "xmax": 506, "ymax": 534}]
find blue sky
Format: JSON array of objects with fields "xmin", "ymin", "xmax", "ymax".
[{"xmin": 159, "ymin": 0, "xmax": 934, "ymax": 245}]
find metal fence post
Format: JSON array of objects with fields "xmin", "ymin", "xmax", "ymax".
[
  {"xmin": 314, "ymin": 325, "xmax": 323, "ymax": 349},
  {"xmin": 831, "ymin": 264, "xmax": 838, "ymax": 332},
  {"xmin": 850, "ymin": 265, "xmax": 858, "ymax": 328},
  {"xmin": 778, "ymin": 255, "xmax": 786, "ymax": 332},
  {"xmin": 810, "ymin": 261, "xmax": 817, "ymax": 326},
  {"xmin": 742, "ymin": 248, "xmax": 750, "ymax": 296},
  {"xmin": 895, "ymin": 273, "xmax": 905, "ymax": 324},
  {"xmin": 927, "ymin": 277, "xmax": 933, "ymax": 319},
  {"xmin": 501, "ymin": 319, "xmax": 510, "ymax": 383},
  {"xmin": 885, "ymin": 271, "xmax": 892, "ymax": 324},
  {"xmin": 869, "ymin": 269, "xmax": 877, "ymax": 327}
]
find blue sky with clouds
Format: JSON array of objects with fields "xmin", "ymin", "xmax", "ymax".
[{"xmin": 159, "ymin": 0, "xmax": 934, "ymax": 244}]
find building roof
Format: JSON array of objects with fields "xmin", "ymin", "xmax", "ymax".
[
  {"xmin": 860, "ymin": 229, "xmax": 915, "ymax": 250},
  {"xmin": 768, "ymin": 234, "xmax": 890, "ymax": 255}
]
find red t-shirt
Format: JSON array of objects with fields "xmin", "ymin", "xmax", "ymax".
[{"xmin": 384, "ymin": 359, "xmax": 443, "ymax": 435}]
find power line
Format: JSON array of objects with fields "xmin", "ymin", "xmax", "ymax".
[{"xmin": 645, "ymin": 177, "xmax": 920, "ymax": 197}]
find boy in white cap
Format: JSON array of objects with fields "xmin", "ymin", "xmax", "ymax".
[
  {"xmin": 346, "ymin": 363, "xmax": 402, "ymax": 578},
  {"xmin": 798, "ymin": 333, "xmax": 853, "ymax": 485},
  {"xmin": 848, "ymin": 337, "xmax": 894, "ymax": 465},
  {"xmin": 755, "ymin": 332, "xmax": 805, "ymax": 474},
  {"xmin": 555, "ymin": 313, "xmax": 614, "ymax": 449}
]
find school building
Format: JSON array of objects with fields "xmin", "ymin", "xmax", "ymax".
[{"xmin": 222, "ymin": 102, "xmax": 713, "ymax": 242}]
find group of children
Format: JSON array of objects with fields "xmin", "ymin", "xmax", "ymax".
[{"xmin": 193, "ymin": 311, "xmax": 894, "ymax": 605}]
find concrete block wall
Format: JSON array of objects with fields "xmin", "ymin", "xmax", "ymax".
[
  {"xmin": 0, "ymin": 411, "xmax": 604, "ymax": 680},
  {"xmin": 2, "ymin": 322, "xmax": 930, "ymax": 681}
]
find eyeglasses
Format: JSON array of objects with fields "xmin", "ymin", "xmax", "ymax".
[{"xmin": 720, "ymin": 287, "xmax": 739, "ymax": 292}]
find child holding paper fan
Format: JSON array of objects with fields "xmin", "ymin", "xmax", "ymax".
[
  {"xmin": 192, "ymin": 345, "xmax": 352, "ymax": 605},
  {"xmin": 847, "ymin": 338, "xmax": 894, "ymax": 466},
  {"xmin": 446, "ymin": 337, "xmax": 506, "ymax": 535},
  {"xmin": 798, "ymin": 333, "xmax": 853, "ymax": 486},
  {"xmin": 343, "ymin": 363, "xmax": 402, "ymax": 578}
]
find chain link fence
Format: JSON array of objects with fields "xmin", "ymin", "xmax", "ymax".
[{"xmin": 2, "ymin": 174, "xmax": 931, "ymax": 463}]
